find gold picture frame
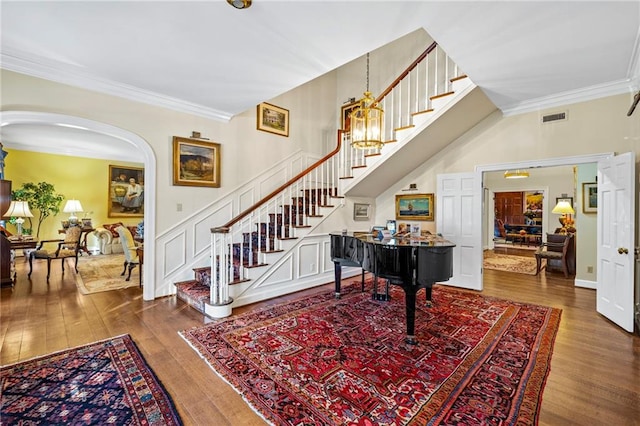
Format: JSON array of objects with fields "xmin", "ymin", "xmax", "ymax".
[
  {"xmin": 395, "ymin": 193, "xmax": 434, "ymax": 221},
  {"xmin": 109, "ymin": 165, "xmax": 144, "ymax": 218},
  {"xmin": 257, "ymin": 102, "xmax": 289, "ymax": 137},
  {"xmin": 341, "ymin": 101, "xmax": 358, "ymax": 132},
  {"xmin": 172, "ymin": 137, "xmax": 221, "ymax": 188}
]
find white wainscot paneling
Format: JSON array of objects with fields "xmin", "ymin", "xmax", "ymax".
[
  {"xmin": 163, "ymin": 232, "xmax": 187, "ymax": 277},
  {"xmin": 322, "ymin": 239, "xmax": 334, "ymax": 273},
  {"xmin": 239, "ymin": 188, "xmax": 256, "ymax": 213},
  {"xmin": 297, "ymin": 241, "xmax": 320, "ymax": 278},
  {"xmin": 194, "ymin": 206, "xmax": 233, "ymax": 256}
]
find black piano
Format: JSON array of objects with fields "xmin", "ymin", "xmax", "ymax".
[{"xmin": 330, "ymin": 232, "xmax": 455, "ymax": 344}]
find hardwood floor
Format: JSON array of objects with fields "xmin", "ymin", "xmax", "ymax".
[{"xmin": 2, "ymin": 253, "xmax": 639, "ymax": 425}]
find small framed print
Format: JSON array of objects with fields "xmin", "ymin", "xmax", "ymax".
[
  {"xmin": 257, "ymin": 102, "xmax": 289, "ymax": 137},
  {"xmin": 582, "ymin": 182, "xmax": 597, "ymax": 213},
  {"xmin": 353, "ymin": 203, "xmax": 371, "ymax": 221}
]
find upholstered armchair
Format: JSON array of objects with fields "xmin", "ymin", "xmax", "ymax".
[
  {"xmin": 115, "ymin": 225, "xmax": 140, "ymax": 284},
  {"xmin": 28, "ymin": 225, "xmax": 82, "ymax": 281}
]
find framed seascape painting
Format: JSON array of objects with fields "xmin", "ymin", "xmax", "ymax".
[
  {"xmin": 257, "ymin": 102, "xmax": 289, "ymax": 137},
  {"xmin": 109, "ymin": 165, "xmax": 144, "ymax": 218},
  {"xmin": 395, "ymin": 193, "xmax": 434, "ymax": 221},
  {"xmin": 173, "ymin": 137, "xmax": 221, "ymax": 188}
]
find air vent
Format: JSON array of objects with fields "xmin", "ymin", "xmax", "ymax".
[{"xmin": 542, "ymin": 111, "xmax": 567, "ymax": 123}]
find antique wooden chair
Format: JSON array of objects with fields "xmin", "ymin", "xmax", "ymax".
[
  {"xmin": 534, "ymin": 233, "xmax": 573, "ymax": 278},
  {"xmin": 115, "ymin": 225, "xmax": 141, "ymax": 285},
  {"xmin": 28, "ymin": 225, "xmax": 82, "ymax": 281}
]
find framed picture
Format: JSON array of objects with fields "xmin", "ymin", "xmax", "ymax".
[
  {"xmin": 173, "ymin": 137, "xmax": 221, "ymax": 188},
  {"xmin": 257, "ymin": 102, "xmax": 289, "ymax": 137},
  {"xmin": 395, "ymin": 193, "xmax": 434, "ymax": 221},
  {"xmin": 81, "ymin": 218, "xmax": 93, "ymax": 229},
  {"xmin": 109, "ymin": 165, "xmax": 144, "ymax": 218},
  {"xmin": 353, "ymin": 203, "xmax": 371, "ymax": 221},
  {"xmin": 582, "ymin": 182, "xmax": 597, "ymax": 213},
  {"xmin": 341, "ymin": 101, "xmax": 358, "ymax": 132}
]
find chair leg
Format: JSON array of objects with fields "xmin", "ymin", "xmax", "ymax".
[
  {"xmin": 562, "ymin": 259, "xmax": 569, "ymax": 278},
  {"xmin": 28, "ymin": 252, "xmax": 35, "ymax": 278},
  {"xmin": 126, "ymin": 263, "xmax": 137, "ymax": 282},
  {"xmin": 535, "ymin": 255, "xmax": 542, "ymax": 275},
  {"xmin": 46, "ymin": 259, "xmax": 52, "ymax": 281},
  {"xmin": 121, "ymin": 261, "xmax": 128, "ymax": 277}
]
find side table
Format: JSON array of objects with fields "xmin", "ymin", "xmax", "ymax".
[{"xmin": 5, "ymin": 238, "xmax": 38, "ymax": 286}]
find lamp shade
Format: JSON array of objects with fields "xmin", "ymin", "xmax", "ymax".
[
  {"xmin": 63, "ymin": 199, "xmax": 83, "ymax": 214},
  {"xmin": 552, "ymin": 200, "xmax": 575, "ymax": 215},
  {"xmin": 2, "ymin": 201, "xmax": 34, "ymax": 218}
]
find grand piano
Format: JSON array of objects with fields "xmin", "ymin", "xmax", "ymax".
[{"xmin": 330, "ymin": 232, "xmax": 455, "ymax": 344}]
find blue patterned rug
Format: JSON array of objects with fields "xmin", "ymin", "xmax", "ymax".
[{"xmin": 1, "ymin": 334, "xmax": 182, "ymax": 425}]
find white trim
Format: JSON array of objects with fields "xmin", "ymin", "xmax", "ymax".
[
  {"xmin": 0, "ymin": 111, "xmax": 157, "ymax": 301},
  {"xmin": 575, "ymin": 279, "xmax": 596, "ymax": 290},
  {"xmin": 476, "ymin": 152, "xmax": 615, "ymax": 173}
]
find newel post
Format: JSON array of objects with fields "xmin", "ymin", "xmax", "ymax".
[{"xmin": 205, "ymin": 226, "xmax": 234, "ymax": 318}]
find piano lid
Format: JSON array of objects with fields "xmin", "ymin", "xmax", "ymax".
[{"xmin": 329, "ymin": 231, "xmax": 455, "ymax": 248}]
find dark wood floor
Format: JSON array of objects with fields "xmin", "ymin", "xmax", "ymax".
[{"xmin": 2, "ymin": 251, "xmax": 639, "ymax": 425}]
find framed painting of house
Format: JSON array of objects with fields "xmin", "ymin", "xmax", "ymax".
[
  {"xmin": 109, "ymin": 165, "xmax": 144, "ymax": 218},
  {"xmin": 257, "ymin": 102, "xmax": 289, "ymax": 137},
  {"xmin": 582, "ymin": 182, "xmax": 597, "ymax": 213},
  {"xmin": 172, "ymin": 137, "xmax": 221, "ymax": 188},
  {"xmin": 395, "ymin": 193, "xmax": 434, "ymax": 221},
  {"xmin": 341, "ymin": 101, "xmax": 358, "ymax": 132}
]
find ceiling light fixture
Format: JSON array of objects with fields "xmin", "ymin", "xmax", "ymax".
[
  {"xmin": 227, "ymin": 0, "xmax": 252, "ymax": 9},
  {"xmin": 504, "ymin": 169, "xmax": 529, "ymax": 179},
  {"xmin": 351, "ymin": 53, "xmax": 384, "ymax": 150}
]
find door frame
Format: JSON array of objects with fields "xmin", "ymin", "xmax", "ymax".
[{"xmin": 476, "ymin": 152, "xmax": 614, "ymax": 283}]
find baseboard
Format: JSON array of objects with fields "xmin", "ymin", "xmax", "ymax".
[{"xmin": 574, "ymin": 278, "xmax": 596, "ymax": 289}]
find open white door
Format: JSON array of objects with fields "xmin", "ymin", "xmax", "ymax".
[
  {"xmin": 436, "ymin": 172, "xmax": 482, "ymax": 290},
  {"xmin": 597, "ymin": 152, "xmax": 635, "ymax": 332}
]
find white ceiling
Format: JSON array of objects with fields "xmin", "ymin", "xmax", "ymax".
[{"xmin": 1, "ymin": 1, "xmax": 639, "ymax": 160}]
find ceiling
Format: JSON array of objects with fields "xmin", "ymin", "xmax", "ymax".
[{"xmin": 1, "ymin": 1, "xmax": 639, "ymax": 160}]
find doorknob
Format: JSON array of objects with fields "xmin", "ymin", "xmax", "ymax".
[{"xmin": 618, "ymin": 247, "xmax": 629, "ymax": 254}]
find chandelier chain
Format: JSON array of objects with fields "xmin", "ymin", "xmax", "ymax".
[{"xmin": 366, "ymin": 53, "xmax": 370, "ymax": 92}]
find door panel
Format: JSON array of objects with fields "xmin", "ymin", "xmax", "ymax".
[
  {"xmin": 437, "ymin": 172, "xmax": 482, "ymax": 290},
  {"xmin": 597, "ymin": 152, "xmax": 635, "ymax": 332}
]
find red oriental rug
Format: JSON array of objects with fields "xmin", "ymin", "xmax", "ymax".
[
  {"xmin": 180, "ymin": 282, "xmax": 561, "ymax": 425},
  {"xmin": 1, "ymin": 334, "xmax": 182, "ymax": 425}
]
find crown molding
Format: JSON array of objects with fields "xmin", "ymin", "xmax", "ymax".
[
  {"xmin": 1, "ymin": 49, "xmax": 232, "ymax": 122},
  {"xmin": 501, "ymin": 78, "xmax": 635, "ymax": 117}
]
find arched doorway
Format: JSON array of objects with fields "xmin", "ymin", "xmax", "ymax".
[{"xmin": 0, "ymin": 111, "xmax": 157, "ymax": 300}]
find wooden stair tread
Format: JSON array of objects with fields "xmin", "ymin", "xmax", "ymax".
[{"xmin": 430, "ymin": 91, "xmax": 454, "ymax": 100}]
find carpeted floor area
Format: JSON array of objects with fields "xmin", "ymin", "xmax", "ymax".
[
  {"xmin": 180, "ymin": 280, "xmax": 561, "ymax": 425},
  {"xmin": 0, "ymin": 334, "xmax": 182, "ymax": 425},
  {"xmin": 70, "ymin": 254, "xmax": 140, "ymax": 294},
  {"xmin": 483, "ymin": 250, "xmax": 542, "ymax": 275}
]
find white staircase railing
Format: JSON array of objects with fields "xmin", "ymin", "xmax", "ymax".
[{"xmin": 207, "ymin": 42, "xmax": 466, "ymax": 318}]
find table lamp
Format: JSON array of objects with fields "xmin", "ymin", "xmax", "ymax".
[
  {"xmin": 552, "ymin": 200, "xmax": 575, "ymax": 230},
  {"xmin": 63, "ymin": 199, "xmax": 83, "ymax": 225},
  {"xmin": 2, "ymin": 201, "xmax": 34, "ymax": 236}
]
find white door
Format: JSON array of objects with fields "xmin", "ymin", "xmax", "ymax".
[
  {"xmin": 597, "ymin": 152, "xmax": 635, "ymax": 332},
  {"xmin": 436, "ymin": 172, "xmax": 483, "ymax": 290}
]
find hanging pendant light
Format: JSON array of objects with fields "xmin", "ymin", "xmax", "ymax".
[{"xmin": 351, "ymin": 53, "xmax": 384, "ymax": 150}]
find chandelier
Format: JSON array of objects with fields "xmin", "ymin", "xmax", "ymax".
[
  {"xmin": 351, "ymin": 53, "xmax": 384, "ymax": 150},
  {"xmin": 227, "ymin": 0, "xmax": 251, "ymax": 9}
]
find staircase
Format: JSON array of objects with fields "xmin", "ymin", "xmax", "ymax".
[{"xmin": 173, "ymin": 42, "xmax": 496, "ymax": 318}]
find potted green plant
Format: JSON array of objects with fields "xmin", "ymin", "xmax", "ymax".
[{"xmin": 11, "ymin": 182, "xmax": 64, "ymax": 239}]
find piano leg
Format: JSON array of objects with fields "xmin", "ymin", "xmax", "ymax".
[
  {"xmin": 404, "ymin": 287, "xmax": 418, "ymax": 345},
  {"xmin": 333, "ymin": 262, "xmax": 342, "ymax": 299},
  {"xmin": 424, "ymin": 285, "xmax": 433, "ymax": 307}
]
